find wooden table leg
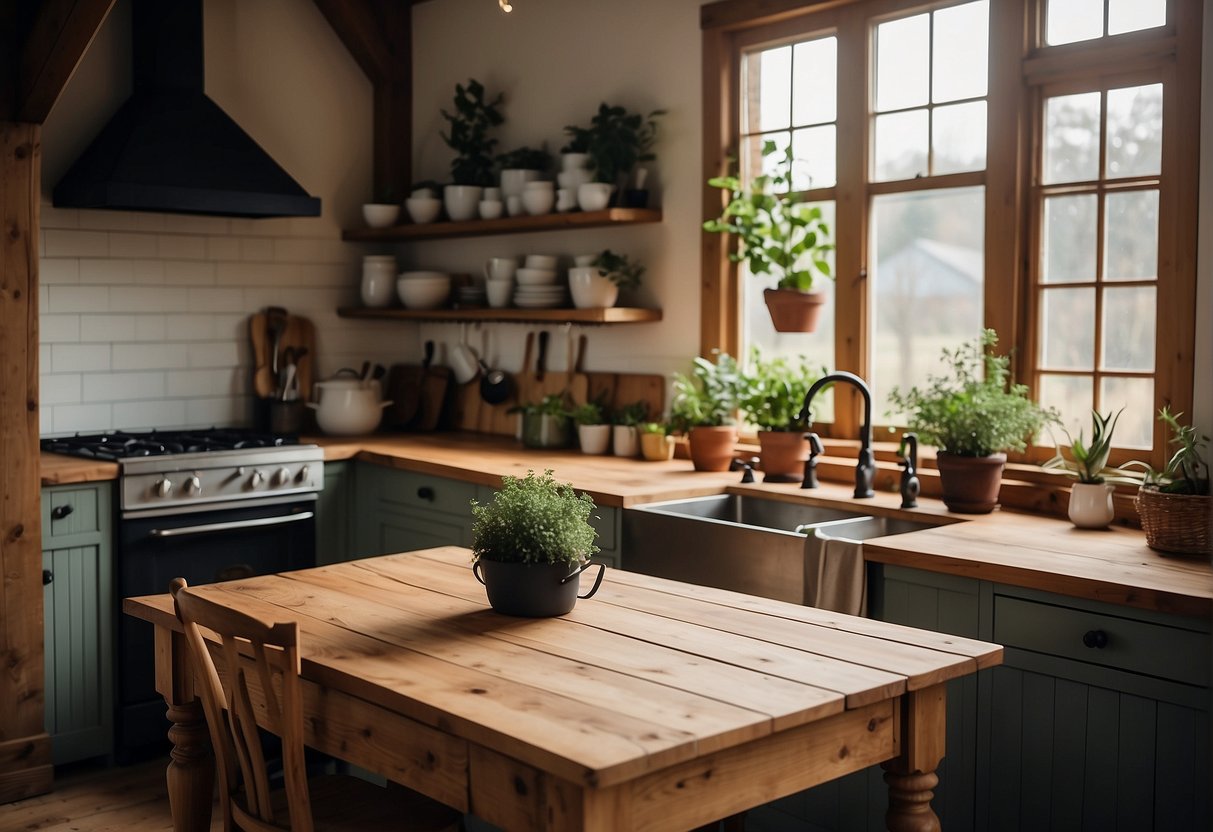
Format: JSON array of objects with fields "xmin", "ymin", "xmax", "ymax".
[
  {"xmin": 882, "ymin": 683, "xmax": 946, "ymax": 832},
  {"xmin": 157, "ymin": 625, "xmax": 214, "ymax": 832}
]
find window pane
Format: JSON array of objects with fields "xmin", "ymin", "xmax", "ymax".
[
  {"xmin": 792, "ymin": 37, "xmax": 838, "ymax": 126},
  {"xmin": 792, "ymin": 126, "xmax": 837, "ymax": 189},
  {"xmin": 743, "ymin": 46, "xmax": 791, "ymax": 134},
  {"xmin": 1105, "ymin": 190, "xmax": 1159, "ymax": 281},
  {"xmin": 875, "ymin": 13, "xmax": 929, "ymax": 112},
  {"xmin": 874, "ymin": 110, "xmax": 929, "ymax": 182},
  {"xmin": 1100, "ymin": 377, "xmax": 1154, "ymax": 448},
  {"xmin": 1108, "ymin": 0, "xmax": 1166, "ymax": 36},
  {"xmin": 1102, "ymin": 286, "xmax": 1156, "ymax": 371},
  {"xmin": 744, "ymin": 202, "xmax": 837, "ymax": 422},
  {"xmin": 871, "ymin": 187, "xmax": 985, "ymax": 424},
  {"xmin": 741, "ymin": 132, "xmax": 791, "ymax": 192},
  {"xmin": 1044, "ymin": 92, "xmax": 1101, "ymax": 184},
  {"xmin": 933, "ymin": 101, "xmax": 987, "ymax": 174},
  {"xmin": 1106, "ymin": 84, "xmax": 1163, "ymax": 179},
  {"xmin": 1046, "ymin": 0, "xmax": 1104, "ymax": 45},
  {"xmin": 1039, "ymin": 374, "xmax": 1094, "ymax": 439},
  {"xmin": 1042, "ymin": 195, "xmax": 1097, "ymax": 283},
  {"xmin": 1039, "ymin": 287, "xmax": 1095, "ymax": 369},
  {"xmin": 932, "ymin": 1, "xmax": 989, "ymax": 103}
]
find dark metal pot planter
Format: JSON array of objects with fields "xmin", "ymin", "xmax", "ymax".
[{"xmin": 473, "ymin": 559, "xmax": 606, "ymax": 617}]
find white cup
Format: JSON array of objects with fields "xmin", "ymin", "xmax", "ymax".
[
  {"xmin": 525, "ymin": 254, "xmax": 558, "ymax": 269},
  {"xmin": 506, "ymin": 195, "xmax": 524, "ymax": 216},
  {"xmin": 484, "ymin": 257, "xmax": 518, "ymax": 282},
  {"xmin": 450, "ymin": 343, "xmax": 480, "ymax": 384},
  {"xmin": 556, "ymin": 188, "xmax": 577, "ymax": 213},
  {"xmin": 522, "ymin": 188, "xmax": 555, "ymax": 215},
  {"xmin": 486, "ymin": 279, "xmax": 513, "ymax": 308},
  {"xmin": 361, "ymin": 258, "xmax": 397, "ymax": 307},
  {"xmin": 479, "ymin": 199, "xmax": 504, "ymax": 220}
]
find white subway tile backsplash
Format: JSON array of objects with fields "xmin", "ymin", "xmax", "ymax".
[
  {"xmin": 158, "ymin": 234, "xmax": 208, "ymax": 260},
  {"xmin": 41, "ymin": 374, "xmax": 82, "ymax": 405},
  {"xmin": 187, "ymin": 287, "xmax": 246, "ymax": 313},
  {"xmin": 53, "ymin": 344, "xmax": 111, "ymax": 373},
  {"xmin": 80, "ymin": 315, "xmax": 137, "ymax": 342},
  {"xmin": 188, "ymin": 342, "xmax": 240, "ymax": 369},
  {"xmin": 132, "ymin": 260, "xmax": 166, "ymax": 284},
  {"xmin": 164, "ymin": 259, "xmax": 217, "ymax": 285},
  {"xmin": 207, "ymin": 236, "xmax": 241, "ymax": 261},
  {"xmin": 163, "ymin": 315, "xmax": 215, "ymax": 341},
  {"xmin": 238, "ymin": 237, "xmax": 275, "ymax": 262},
  {"xmin": 109, "ymin": 286, "xmax": 190, "ymax": 312},
  {"xmin": 39, "ymin": 258, "xmax": 79, "ymax": 284},
  {"xmin": 47, "ymin": 285, "xmax": 109, "ymax": 313},
  {"xmin": 166, "ymin": 368, "xmax": 241, "ymax": 398},
  {"xmin": 79, "ymin": 258, "xmax": 134, "ymax": 284},
  {"xmin": 187, "ymin": 396, "xmax": 250, "ymax": 428},
  {"xmin": 83, "ymin": 371, "xmax": 164, "ymax": 402},
  {"xmin": 40, "ymin": 315, "xmax": 80, "ymax": 343},
  {"xmin": 40, "ymin": 205, "xmax": 80, "ymax": 230},
  {"xmin": 162, "ymin": 214, "xmax": 230, "ymax": 235},
  {"xmin": 54, "ymin": 404, "xmax": 113, "ymax": 434},
  {"xmin": 77, "ymin": 209, "xmax": 165, "ymax": 233},
  {"xmin": 43, "ymin": 229, "xmax": 109, "ymax": 258},
  {"xmin": 109, "ymin": 232, "xmax": 160, "ymax": 258},
  {"xmin": 134, "ymin": 316, "xmax": 168, "ymax": 342},
  {"xmin": 274, "ymin": 238, "xmax": 322, "ymax": 263},
  {"xmin": 40, "ymin": 407, "xmax": 53, "ymax": 436},
  {"xmin": 112, "ymin": 399, "xmax": 187, "ymax": 430},
  {"xmin": 113, "ymin": 343, "xmax": 190, "ymax": 371}
]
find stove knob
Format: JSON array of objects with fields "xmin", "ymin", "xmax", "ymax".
[
  {"xmin": 272, "ymin": 467, "xmax": 292, "ymax": 487},
  {"xmin": 296, "ymin": 465, "xmax": 311, "ymax": 483},
  {"xmin": 154, "ymin": 477, "xmax": 173, "ymax": 497},
  {"xmin": 248, "ymin": 470, "xmax": 265, "ymax": 489},
  {"xmin": 184, "ymin": 476, "xmax": 202, "ymax": 495}
]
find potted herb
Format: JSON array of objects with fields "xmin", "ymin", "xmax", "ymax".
[
  {"xmin": 1131, "ymin": 408, "xmax": 1210, "ymax": 555},
  {"xmin": 639, "ymin": 421, "xmax": 675, "ymax": 462},
  {"xmin": 571, "ymin": 400, "xmax": 610, "ymax": 455},
  {"xmin": 577, "ymin": 103, "xmax": 664, "ymax": 210},
  {"xmin": 738, "ymin": 347, "xmax": 826, "ymax": 483},
  {"xmin": 440, "ymin": 79, "xmax": 504, "ymax": 220},
  {"xmin": 704, "ymin": 140, "xmax": 834, "ymax": 332},
  {"xmin": 887, "ymin": 330, "xmax": 1054, "ymax": 514},
  {"xmin": 569, "ymin": 249, "xmax": 644, "ymax": 309},
  {"xmin": 1044, "ymin": 409, "xmax": 1139, "ymax": 529},
  {"xmin": 513, "ymin": 394, "xmax": 570, "ymax": 449},
  {"xmin": 611, "ymin": 400, "xmax": 649, "ymax": 458},
  {"xmin": 470, "ymin": 470, "xmax": 604, "ymax": 617},
  {"xmin": 671, "ymin": 352, "xmax": 743, "ymax": 471}
]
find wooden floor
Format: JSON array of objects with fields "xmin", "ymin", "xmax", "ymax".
[{"xmin": 4, "ymin": 760, "xmax": 221, "ymax": 832}]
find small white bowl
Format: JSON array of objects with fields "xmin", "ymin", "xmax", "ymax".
[
  {"xmin": 522, "ymin": 189, "xmax": 555, "ymax": 216},
  {"xmin": 479, "ymin": 199, "xmax": 504, "ymax": 220},
  {"xmin": 405, "ymin": 197, "xmax": 442, "ymax": 224},
  {"xmin": 524, "ymin": 254, "xmax": 558, "ymax": 269},
  {"xmin": 516, "ymin": 267, "xmax": 558, "ymax": 286},
  {"xmin": 363, "ymin": 203, "xmax": 401, "ymax": 228},
  {"xmin": 396, "ymin": 275, "xmax": 450, "ymax": 310},
  {"xmin": 398, "ymin": 270, "xmax": 449, "ymax": 282},
  {"xmin": 577, "ymin": 183, "xmax": 614, "ymax": 212}
]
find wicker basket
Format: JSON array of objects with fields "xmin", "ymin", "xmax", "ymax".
[{"xmin": 1135, "ymin": 486, "xmax": 1212, "ymax": 556}]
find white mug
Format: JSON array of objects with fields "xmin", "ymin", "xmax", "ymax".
[
  {"xmin": 484, "ymin": 257, "xmax": 518, "ymax": 282},
  {"xmin": 486, "ymin": 280, "xmax": 513, "ymax": 308},
  {"xmin": 450, "ymin": 342, "xmax": 480, "ymax": 384}
]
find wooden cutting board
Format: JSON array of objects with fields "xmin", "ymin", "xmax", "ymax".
[
  {"xmin": 584, "ymin": 372, "xmax": 665, "ymax": 422},
  {"xmin": 384, "ymin": 363, "xmax": 425, "ymax": 431},
  {"xmin": 416, "ymin": 341, "xmax": 451, "ymax": 431},
  {"xmin": 249, "ymin": 310, "xmax": 316, "ymax": 401}
]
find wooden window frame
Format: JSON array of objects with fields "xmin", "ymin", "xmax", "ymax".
[{"xmin": 701, "ymin": 0, "xmax": 1200, "ymax": 469}]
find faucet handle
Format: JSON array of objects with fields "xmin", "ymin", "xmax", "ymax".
[
  {"xmin": 730, "ymin": 456, "xmax": 760, "ymax": 484},
  {"xmin": 801, "ymin": 432, "xmax": 823, "ymax": 489}
]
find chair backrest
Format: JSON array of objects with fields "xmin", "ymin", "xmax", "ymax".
[{"xmin": 170, "ymin": 577, "xmax": 313, "ymax": 832}]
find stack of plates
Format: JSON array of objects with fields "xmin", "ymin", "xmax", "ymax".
[
  {"xmin": 456, "ymin": 285, "xmax": 486, "ymax": 307},
  {"xmin": 513, "ymin": 285, "xmax": 568, "ymax": 308}
]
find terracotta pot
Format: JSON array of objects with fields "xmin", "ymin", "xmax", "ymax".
[
  {"xmin": 687, "ymin": 426, "xmax": 738, "ymax": 472},
  {"xmin": 757, "ymin": 430, "xmax": 810, "ymax": 483},
  {"xmin": 640, "ymin": 432, "xmax": 675, "ymax": 461},
  {"xmin": 935, "ymin": 452, "xmax": 1006, "ymax": 514},
  {"xmin": 763, "ymin": 288, "xmax": 827, "ymax": 332}
]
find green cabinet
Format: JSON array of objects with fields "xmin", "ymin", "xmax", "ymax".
[
  {"xmin": 41, "ymin": 482, "xmax": 114, "ymax": 765},
  {"xmin": 316, "ymin": 461, "xmax": 354, "ymax": 565},
  {"xmin": 351, "ymin": 462, "xmax": 479, "ymax": 558}
]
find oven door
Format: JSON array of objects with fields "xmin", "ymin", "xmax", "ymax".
[{"xmin": 116, "ymin": 496, "xmax": 316, "ymax": 760}]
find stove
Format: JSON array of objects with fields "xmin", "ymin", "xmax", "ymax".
[{"xmin": 42, "ymin": 428, "xmax": 324, "ymax": 762}]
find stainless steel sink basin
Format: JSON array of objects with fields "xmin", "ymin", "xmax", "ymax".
[{"xmin": 622, "ymin": 494, "xmax": 939, "ymax": 605}]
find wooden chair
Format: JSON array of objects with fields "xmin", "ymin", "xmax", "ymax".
[{"xmin": 170, "ymin": 578, "xmax": 461, "ymax": 832}]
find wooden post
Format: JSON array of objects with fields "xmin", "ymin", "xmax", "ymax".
[
  {"xmin": 882, "ymin": 683, "xmax": 947, "ymax": 832},
  {"xmin": 157, "ymin": 626, "xmax": 214, "ymax": 832},
  {"xmin": 0, "ymin": 120, "xmax": 52, "ymax": 803}
]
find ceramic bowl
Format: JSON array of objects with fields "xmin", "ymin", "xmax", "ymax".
[
  {"xmin": 577, "ymin": 183, "xmax": 614, "ymax": 212},
  {"xmin": 396, "ymin": 275, "xmax": 450, "ymax": 310},
  {"xmin": 362, "ymin": 203, "xmax": 400, "ymax": 228},
  {"xmin": 479, "ymin": 199, "xmax": 504, "ymax": 220},
  {"xmin": 515, "ymin": 267, "xmax": 558, "ymax": 286},
  {"xmin": 522, "ymin": 188, "xmax": 555, "ymax": 216},
  {"xmin": 405, "ymin": 197, "xmax": 442, "ymax": 224}
]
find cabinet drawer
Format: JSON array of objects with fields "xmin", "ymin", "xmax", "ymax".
[
  {"xmin": 44, "ymin": 486, "xmax": 102, "ymax": 539},
  {"xmin": 590, "ymin": 505, "xmax": 617, "ymax": 552},
  {"xmin": 993, "ymin": 594, "xmax": 1209, "ymax": 687},
  {"xmin": 365, "ymin": 466, "xmax": 478, "ymax": 517}
]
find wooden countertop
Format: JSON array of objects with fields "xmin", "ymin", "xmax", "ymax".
[{"xmin": 40, "ymin": 433, "xmax": 1212, "ymax": 616}]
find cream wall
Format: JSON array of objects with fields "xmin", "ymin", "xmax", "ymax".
[{"xmin": 37, "ymin": 0, "xmax": 399, "ymax": 434}]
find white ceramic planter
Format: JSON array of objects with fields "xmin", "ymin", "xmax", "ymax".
[
  {"xmin": 568, "ymin": 266, "xmax": 619, "ymax": 309},
  {"xmin": 362, "ymin": 203, "xmax": 400, "ymax": 228},
  {"xmin": 577, "ymin": 182, "xmax": 614, "ymax": 211},
  {"xmin": 561, "ymin": 152, "xmax": 589, "ymax": 172},
  {"xmin": 499, "ymin": 169, "xmax": 541, "ymax": 199},
  {"xmin": 577, "ymin": 424, "xmax": 611, "ymax": 454},
  {"xmin": 1069, "ymin": 482, "xmax": 1116, "ymax": 529},
  {"xmin": 612, "ymin": 425, "xmax": 639, "ymax": 457},
  {"xmin": 443, "ymin": 185, "xmax": 482, "ymax": 221}
]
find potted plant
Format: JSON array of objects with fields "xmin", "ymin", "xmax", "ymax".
[
  {"xmin": 703, "ymin": 140, "xmax": 834, "ymax": 332},
  {"xmin": 1044, "ymin": 408, "xmax": 1140, "ymax": 529},
  {"xmin": 470, "ymin": 470, "xmax": 605, "ymax": 617},
  {"xmin": 577, "ymin": 103, "xmax": 664, "ymax": 210},
  {"xmin": 1131, "ymin": 407, "xmax": 1210, "ymax": 555},
  {"xmin": 497, "ymin": 145, "xmax": 552, "ymax": 204},
  {"xmin": 738, "ymin": 347, "xmax": 826, "ymax": 483},
  {"xmin": 887, "ymin": 330, "xmax": 1054, "ymax": 514},
  {"xmin": 671, "ymin": 351, "xmax": 743, "ymax": 471},
  {"xmin": 571, "ymin": 400, "xmax": 610, "ymax": 455},
  {"xmin": 513, "ymin": 394, "xmax": 571, "ymax": 449},
  {"xmin": 639, "ymin": 421, "xmax": 675, "ymax": 461},
  {"xmin": 611, "ymin": 400, "xmax": 649, "ymax": 458},
  {"xmin": 569, "ymin": 249, "xmax": 644, "ymax": 309},
  {"xmin": 440, "ymin": 79, "xmax": 504, "ymax": 220}
]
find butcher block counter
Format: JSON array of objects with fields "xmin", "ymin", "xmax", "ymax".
[{"xmin": 39, "ymin": 433, "xmax": 1211, "ymax": 616}]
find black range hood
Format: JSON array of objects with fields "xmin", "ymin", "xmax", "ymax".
[{"xmin": 54, "ymin": 0, "xmax": 320, "ymax": 218}]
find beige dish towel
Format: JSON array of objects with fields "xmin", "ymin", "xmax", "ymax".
[{"xmin": 805, "ymin": 530, "xmax": 867, "ymax": 616}]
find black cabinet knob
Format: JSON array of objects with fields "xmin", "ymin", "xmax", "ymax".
[
  {"xmin": 417, "ymin": 486, "xmax": 435, "ymax": 501},
  {"xmin": 1082, "ymin": 629, "xmax": 1108, "ymax": 649},
  {"xmin": 43, "ymin": 569, "xmax": 53, "ymax": 586},
  {"xmin": 51, "ymin": 504, "xmax": 74, "ymax": 520}
]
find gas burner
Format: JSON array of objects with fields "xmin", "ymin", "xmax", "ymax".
[{"xmin": 42, "ymin": 428, "xmax": 298, "ymax": 461}]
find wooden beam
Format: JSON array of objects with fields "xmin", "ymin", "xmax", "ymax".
[
  {"xmin": 700, "ymin": 0, "xmax": 850, "ymax": 32},
  {"xmin": 312, "ymin": 0, "xmax": 412, "ymax": 197},
  {"xmin": 17, "ymin": 0, "xmax": 116, "ymax": 124},
  {"xmin": 0, "ymin": 120, "xmax": 51, "ymax": 804}
]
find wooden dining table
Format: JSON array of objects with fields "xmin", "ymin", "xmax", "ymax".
[{"xmin": 123, "ymin": 547, "xmax": 1002, "ymax": 832}]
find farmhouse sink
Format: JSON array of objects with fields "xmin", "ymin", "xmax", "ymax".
[{"xmin": 622, "ymin": 494, "xmax": 938, "ymax": 605}]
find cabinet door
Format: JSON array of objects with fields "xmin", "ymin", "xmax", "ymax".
[
  {"xmin": 316, "ymin": 461, "xmax": 353, "ymax": 564},
  {"xmin": 354, "ymin": 463, "xmax": 478, "ymax": 557},
  {"xmin": 43, "ymin": 543, "xmax": 113, "ymax": 765}
]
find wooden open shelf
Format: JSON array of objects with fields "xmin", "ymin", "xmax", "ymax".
[
  {"xmin": 337, "ymin": 306, "xmax": 662, "ymax": 325},
  {"xmin": 342, "ymin": 208, "xmax": 662, "ymax": 242}
]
